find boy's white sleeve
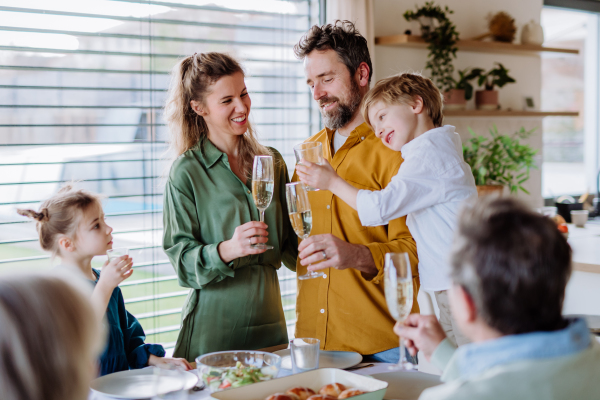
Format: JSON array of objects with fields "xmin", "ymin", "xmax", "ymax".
[{"xmin": 356, "ymin": 169, "xmax": 445, "ymax": 226}]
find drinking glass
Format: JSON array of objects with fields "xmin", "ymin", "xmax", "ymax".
[
  {"xmin": 294, "ymin": 142, "xmax": 323, "ymax": 191},
  {"xmin": 286, "ymin": 182, "xmax": 324, "ymax": 280},
  {"xmin": 106, "ymin": 247, "xmax": 128, "ymax": 262},
  {"xmin": 384, "ymin": 252, "xmax": 414, "ymax": 370},
  {"xmin": 251, "ymin": 155, "xmax": 274, "ymax": 250},
  {"xmin": 290, "ymin": 338, "xmax": 320, "ymax": 374},
  {"xmin": 151, "ymin": 365, "xmax": 189, "ymax": 400}
]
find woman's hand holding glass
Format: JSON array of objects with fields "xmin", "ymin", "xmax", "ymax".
[
  {"xmin": 218, "ymin": 221, "xmax": 269, "ymax": 263},
  {"xmin": 295, "ymin": 159, "xmax": 339, "ymax": 192}
]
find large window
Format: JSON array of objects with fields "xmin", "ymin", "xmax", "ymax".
[
  {"xmin": 0, "ymin": 0, "xmax": 320, "ymax": 353},
  {"xmin": 541, "ymin": 4, "xmax": 600, "ymax": 198}
]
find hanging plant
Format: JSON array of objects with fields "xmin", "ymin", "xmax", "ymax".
[{"xmin": 404, "ymin": 2, "xmax": 460, "ymax": 93}]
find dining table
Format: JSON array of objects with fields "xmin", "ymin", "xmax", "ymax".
[{"xmin": 89, "ymin": 344, "xmax": 442, "ymax": 400}]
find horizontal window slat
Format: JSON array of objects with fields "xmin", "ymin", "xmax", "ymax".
[
  {"xmin": 0, "ymin": 26, "xmax": 300, "ymax": 46},
  {"xmin": 145, "ymin": 324, "xmax": 180, "ymax": 336},
  {"xmin": 0, "ymin": 7, "xmax": 307, "ymax": 32},
  {"xmin": 0, "ymin": 65, "xmax": 303, "ymax": 79},
  {"xmin": 0, "ymin": 159, "xmax": 163, "ymax": 167},
  {"xmin": 0, "ymin": 142, "xmax": 167, "ymax": 146},
  {"xmin": 0, "ymin": 176, "xmax": 160, "ymax": 186},
  {"xmin": 0, "ymin": 210, "xmax": 161, "ymax": 225},
  {"xmin": 0, "ymin": 122, "xmax": 308, "ymax": 128},
  {"xmin": 109, "ymin": 0, "xmax": 309, "ymax": 17},
  {"xmin": 124, "ymin": 290, "xmax": 189, "ymax": 304},
  {"xmin": 0, "ymin": 84, "xmax": 165, "ymax": 92},
  {"xmin": 0, "ymin": 104, "xmax": 310, "ymax": 111},
  {"xmin": 0, "ymin": 193, "xmax": 163, "ymax": 206},
  {"xmin": 135, "ymin": 307, "xmax": 181, "ymax": 320},
  {"xmin": 120, "ymin": 275, "xmax": 178, "ymax": 287},
  {"xmin": 0, "ymin": 46, "xmax": 302, "ymax": 64},
  {"xmin": 0, "ymin": 65, "xmax": 168, "ymax": 75}
]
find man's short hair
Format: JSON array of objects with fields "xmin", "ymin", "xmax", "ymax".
[
  {"xmin": 451, "ymin": 197, "xmax": 572, "ymax": 335},
  {"xmin": 361, "ymin": 73, "xmax": 444, "ymax": 128},
  {"xmin": 293, "ymin": 20, "xmax": 373, "ymax": 84}
]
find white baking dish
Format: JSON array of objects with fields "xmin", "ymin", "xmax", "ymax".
[{"xmin": 210, "ymin": 368, "xmax": 388, "ymax": 400}]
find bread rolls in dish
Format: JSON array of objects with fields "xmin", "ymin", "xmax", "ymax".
[
  {"xmin": 319, "ymin": 383, "xmax": 347, "ymax": 397},
  {"xmin": 338, "ymin": 388, "xmax": 366, "ymax": 398},
  {"xmin": 306, "ymin": 395, "xmax": 337, "ymax": 400},
  {"xmin": 286, "ymin": 387, "xmax": 316, "ymax": 400},
  {"xmin": 266, "ymin": 394, "xmax": 300, "ymax": 400}
]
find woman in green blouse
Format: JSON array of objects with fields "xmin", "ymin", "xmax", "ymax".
[{"xmin": 162, "ymin": 53, "xmax": 298, "ymax": 361}]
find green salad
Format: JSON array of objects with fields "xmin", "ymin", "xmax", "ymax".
[{"xmin": 202, "ymin": 361, "xmax": 278, "ymax": 391}]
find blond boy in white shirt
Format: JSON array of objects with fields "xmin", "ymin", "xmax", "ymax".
[{"xmin": 296, "ymin": 73, "xmax": 477, "ymax": 346}]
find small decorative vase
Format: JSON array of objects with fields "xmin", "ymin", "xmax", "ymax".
[
  {"xmin": 444, "ymin": 89, "xmax": 467, "ymax": 110},
  {"xmin": 475, "ymin": 90, "xmax": 499, "ymax": 110},
  {"xmin": 476, "ymin": 185, "xmax": 504, "ymax": 197},
  {"xmin": 521, "ymin": 20, "xmax": 544, "ymax": 46}
]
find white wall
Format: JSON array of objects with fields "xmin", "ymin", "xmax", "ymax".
[{"xmin": 373, "ymin": 0, "xmax": 544, "ymax": 206}]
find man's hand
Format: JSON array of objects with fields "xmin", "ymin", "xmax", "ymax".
[
  {"xmin": 295, "ymin": 160, "xmax": 340, "ymax": 191},
  {"xmin": 298, "ymin": 233, "xmax": 377, "ymax": 277},
  {"xmin": 394, "ymin": 314, "xmax": 447, "ymax": 361}
]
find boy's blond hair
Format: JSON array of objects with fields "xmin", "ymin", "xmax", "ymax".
[{"xmin": 362, "ymin": 73, "xmax": 444, "ymax": 128}]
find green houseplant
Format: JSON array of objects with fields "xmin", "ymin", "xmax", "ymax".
[
  {"xmin": 445, "ymin": 67, "xmax": 485, "ymax": 109},
  {"xmin": 463, "ymin": 125, "xmax": 537, "ymax": 195},
  {"xmin": 403, "ymin": 2, "xmax": 460, "ymax": 94},
  {"xmin": 474, "ymin": 63, "xmax": 516, "ymax": 110}
]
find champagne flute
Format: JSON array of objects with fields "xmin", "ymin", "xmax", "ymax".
[
  {"xmin": 293, "ymin": 142, "xmax": 323, "ymax": 191},
  {"xmin": 285, "ymin": 182, "xmax": 324, "ymax": 280},
  {"xmin": 384, "ymin": 252, "xmax": 414, "ymax": 370},
  {"xmin": 251, "ymin": 155, "xmax": 274, "ymax": 250}
]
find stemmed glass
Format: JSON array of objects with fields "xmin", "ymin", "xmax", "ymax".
[
  {"xmin": 293, "ymin": 142, "xmax": 323, "ymax": 191},
  {"xmin": 285, "ymin": 182, "xmax": 324, "ymax": 280},
  {"xmin": 384, "ymin": 252, "xmax": 414, "ymax": 370},
  {"xmin": 251, "ymin": 155, "xmax": 274, "ymax": 250}
]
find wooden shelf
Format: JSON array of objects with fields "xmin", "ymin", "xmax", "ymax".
[
  {"xmin": 445, "ymin": 110, "xmax": 579, "ymax": 118},
  {"xmin": 375, "ymin": 34, "xmax": 579, "ymax": 55}
]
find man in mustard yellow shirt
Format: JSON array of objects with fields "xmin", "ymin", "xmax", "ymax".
[{"xmin": 291, "ymin": 20, "xmax": 419, "ymax": 362}]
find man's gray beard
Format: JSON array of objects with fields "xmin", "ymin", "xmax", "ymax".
[{"xmin": 321, "ymin": 80, "xmax": 363, "ymax": 131}]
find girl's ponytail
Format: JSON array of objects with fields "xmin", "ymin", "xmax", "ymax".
[{"xmin": 17, "ymin": 208, "xmax": 49, "ymax": 223}]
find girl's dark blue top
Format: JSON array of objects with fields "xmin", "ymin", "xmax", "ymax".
[{"xmin": 93, "ymin": 269, "xmax": 165, "ymax": 376}]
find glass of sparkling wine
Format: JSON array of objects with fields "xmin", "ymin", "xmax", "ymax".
[
  {"xmin": 384, "ymin": 252, "xmax": 414, "ymax": 370},
  {"xmin": 285, "ymin": 182, "xmax": 324, "ymax": 280},
  {"xmin": 251, "ymin": 155, "xmax": 274, "ymax": 250},
  {"xmin": 293, "ymin": 142, "xmax": 323, "ymax": 191}
]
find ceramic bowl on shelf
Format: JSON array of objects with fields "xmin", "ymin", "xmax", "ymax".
[{"xmin": 196, "ymin": 350, "xmax": 281, "ymax": 393}]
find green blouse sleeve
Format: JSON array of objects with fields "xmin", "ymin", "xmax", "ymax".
[{"xmin": 163, "ymin": 181, "xmax": 234, "ymax": 289}]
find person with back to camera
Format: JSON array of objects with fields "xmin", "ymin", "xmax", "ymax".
[
  {"xmin": 291, "ymin": 20, "xmax": 419, "ymax": 363},
  {"xmin": 396, "ymin": 197, "xmax": 600, "ymax": 400},
  {"xmin": 0, "ymin": 273, "xmax": 101, "ymax": 400},
  {"xmin": 18, "ymin": 185, "xmax": 191, "ymax": 376},
  {"xmin": 297, "ymin": 73, "xmax": 477, "ymax": 347},
  {"xmin": 162, "ymin": 52, "xmax": 298, "ymax": 361}
]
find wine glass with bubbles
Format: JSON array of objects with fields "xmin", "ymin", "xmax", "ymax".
[
  {"xmin": 251, "ymin": 155, "xmax": 274, "ymax": 250},
  {"xmin": 286, "ymin": 182, "xmax": 324, "ymax": 280},
  {"xmin": 384, "ymin": 252, "xmax": 414, "ymax": 370}
]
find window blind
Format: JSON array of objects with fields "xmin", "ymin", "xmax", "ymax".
[{"xmin": 0, "ymin": 0, "xmax": 321, "ymax": 351}]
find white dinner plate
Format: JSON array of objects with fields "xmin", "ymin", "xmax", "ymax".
[
  {"xmin": 274, "ymin": 349, "xmax": 362, "ymax": 370},
  {"xmin": 90, "ymin": 367, "xmax": 198, "ymax": 399}
]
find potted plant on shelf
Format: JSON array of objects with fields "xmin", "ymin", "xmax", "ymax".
[
  {"xmin": 462, "ymin": 125, "xmax": 537, "ymax": 196},
  {"xmin": 445, "ymin": 67, "xmax": 484, "ymax": 110},
  {"xmin": 474, "ymin": 63, "xmax": 516, "ymax": 110},
  {"xmin": 403, "ymin": 2, "xmax": 460, "ymax": 94}
]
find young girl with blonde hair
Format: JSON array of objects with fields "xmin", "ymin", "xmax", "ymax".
[
  {"xmin": 18, "ymin": 185, "xmax": 191, "ymax": 375},
  {"xmin": 162, "ymin": 52, "xmax": 298, "ymax": 361}
]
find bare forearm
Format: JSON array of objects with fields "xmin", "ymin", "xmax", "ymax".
[
  {"xmin": 91, "ymin": 283, "xmax": 112, "ymax": 321},
  {"xmin": 329, "ymin": 176, "xmax": 359, "ymax": 210},
  {"xmin": 352, "ymin": 244, "xmax": 378, "ymax": 278}
]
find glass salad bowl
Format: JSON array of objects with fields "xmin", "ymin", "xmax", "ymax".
[{"xmin": 196, "ymin": 351, "xmax": 281, "ymax": 392}]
